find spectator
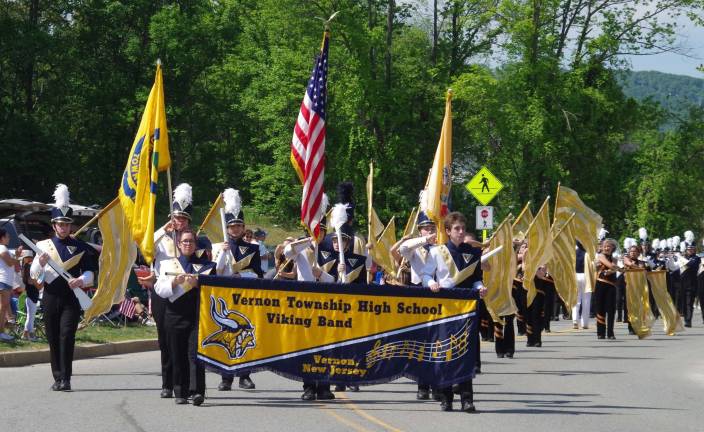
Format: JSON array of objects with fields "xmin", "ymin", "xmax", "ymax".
[
  {"xmin": 19, "ymin": 250, "xmax": 40, "ymax": 341},
  {"xmin": 0, "ymin": 228, "xmax": 22, "ymax": 341},
  {"xmin": 243, "ymin": 229, "xmax": 254, "ymax": 243}
]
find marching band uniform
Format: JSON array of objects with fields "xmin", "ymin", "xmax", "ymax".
[
  {"xmin": 526, "ymin": 268, "xmax": 548, "ymax": 347},
  {"xmin": 594, "ymin": 246, "xmax": 618, "ymax": 339},
  {"xmin": 30, "ymin": 185, "xmax": 98, "ymax": 391},
  {"xmin": 151, "ymin": 183, "xmax": 194, "ymax": 398},
  {"xmin": 154, "ymin": 248, "xmax": 215, "ymax": 405},
  {"xmin": 572, "ymin": 242, "xmax": 590, "ymax": 329},
  {"xmin": 398, "ymin": 210, "xmax": 437, "ymax": 399},
  {"xmin": 422, "ymin": 232, "xmax": 484, "ymax": 413},
  {"xmin": 679, "ymin": 243, "xmax": 700, "ymax": 327},
  {"xmin": 514, "ymin": 247, "xmax": 528, "ymax": 336},
  {"xmin": 214, "ymin": 190, "xmax": 261, "ymax": 391}
]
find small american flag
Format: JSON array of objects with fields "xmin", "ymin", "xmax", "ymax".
[
  {"xmin": 291, "ymin": 31, "xmax": 329, "ymax": 239},
  {"xmin": 119, "ymin": 298, "xmax": 137, "ymax": 319}
]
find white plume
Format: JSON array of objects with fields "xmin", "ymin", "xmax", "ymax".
[
  {"xmin": 597, "ymin": 228, "xmax": 608, "ymax": 241},
  {"xmin": 659, "ymin": 239, "xmax": 667, "ymax": 250},
  {"xmin": 321, "ymin": 193, "xmax": 330, "ymax": 211},
  {"xmin": 673, "ymin": 235, "xmax": 681, "ymax": 245},
  {"xmin": 624, "ymin": 238, "xmax": 636, "ymax": 250},
  {"xmin": 652, "ymin": 238, "xmax": 659, "ymax": 249},
  {"xmin": 173, "ymin": 183, "xmax": 193, "ymax": 208},
  {"xmin": 418, "ymin": 189, "xmax": 428, "ymax": 213},
  {"xmin": 684, "ymin": 230, "xmax": 694, "ymax": 242},
  {"xmin": 223, "ymin": 188, "xmax": 241, "ymax": 217},
  {"xmin": 53, "ymin": 184, "xmax": 70, "ymax": 208},
  {"xmin": 666, "ymin": 238, "xmax": 673, "ymax": 249},
  {"xmin": 680, "ymin": 241, "xmax": 686, "ymax": 253},
  {"xmin": 330, "ymin": 203, "xmax": 349, "ymax": 229},
  {"xmin": 638, "ymin": 227, "xmax": 647, "ymax": 241}
]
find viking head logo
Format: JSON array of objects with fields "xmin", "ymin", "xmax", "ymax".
[{"xmin": 202, "ymin": 296, "xmax": 256, "ymax": 359}]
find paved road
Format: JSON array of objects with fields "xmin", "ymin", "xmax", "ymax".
[{"xmin": 2, "ymin": 317, "xmax": 703, "ymax": 432}]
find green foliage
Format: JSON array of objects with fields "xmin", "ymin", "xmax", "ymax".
[{"xmin": 1, "ymin": 0, "xmax": 703, "ymax": 242}]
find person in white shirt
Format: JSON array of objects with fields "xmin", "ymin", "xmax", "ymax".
[
  {"xmin": 0, "ymin": 228, "xmax": 22, "ymax": 341},
  {"xmin": 254, "ymin": 229, "xmax": 270, "ymax": 274}
]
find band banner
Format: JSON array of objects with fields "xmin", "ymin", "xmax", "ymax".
[{"xmin": 197, "ymin": 276, "xmax": 478, "ymax": 387}]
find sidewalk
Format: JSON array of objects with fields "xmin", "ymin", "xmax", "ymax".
[{"xmin": 0, "ymin": 339, "xmax": 158, "ymax": 367}]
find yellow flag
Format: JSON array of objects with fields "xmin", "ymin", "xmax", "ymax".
[
  {"xmin": 366, "ymin": 162, "xmax": 385, "ymax": 239},
  {"xmin": 583, "ymin": 252, "xmax": 596, "ymax": 294},
  {"xmin": 198, "ymin": 193, "xmax": 225, "ymax": 242},
  {"xmin": 483, "ymin": 215, "xmax": 518, "ymax": 321},
  {"xmin": 523, "ymin": 198, "xmax": 553, "ymax": 307},
  {"xmin": 83, "ymin": 200, "xmax": 138, "ymax": 323},
  {"xmin": 549, "ymin": 215, "xmax": 578, "ymax": 310},
  {"xmin": 512, "ymin": 202, "xmax": 533, "ymax": 241},
  {"xmin": 118, "ymin": 63, "xmax": 171, "ymax": 264},
  {"xmin": 374, "ymin": 217, "xmax": 397, "ymax": 273},
  {"xmin": 624, "ymin": 269, "xmax": 655, "ymax": 338},
  {"xmin": 554, "ymin": 185, "xmax": 601, "ymax": 260},
  {"xmin": 423, "ymin": 90, "xmax": 452, "ymax": 244},
  {"xmin": 402, "ymin": 207, "xmax": 418, "ymax": 240},
  {"xmin": 646, "ymin": 271, "xmax": 684, "ymax": 335}
]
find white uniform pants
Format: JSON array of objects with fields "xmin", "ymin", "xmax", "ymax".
[
  {"xmin": 572, "ymin": 273, "xmax": 591, "ymax": 328},
  {"xmin": 24, "ymin": 298, "xmax": 38, "ymax": 332}
]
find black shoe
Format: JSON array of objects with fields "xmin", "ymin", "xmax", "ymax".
[
  {"xmin": 174, "ymin": 398, "xmax": 188, "ymax": 405},
  {"xmin": 526, "ymin": 341, "xmax": 535, "ymax": 347},
  {"xmin": 218, "ymin": 380, "xmax": 232, "ymax": 391},
  {"xmin": 496, "ymin": 353, "xmax": 505, "ymax": 358},
  {"xmin": 544, "ymin": 328, "xmax": 551, "ymax": 333},
  {"xmin": 239, "ymin": 376, "xmax": 255, "ymax": 390},
  {"xmin": 535, "ymin": 342, "xmax": 542, "ymax": 347},
  {"xmin": 51, "ymin": 380, "xmax": 61, "ymax": 391},
  {"xmin": 461, "ymin": 399, "xmax": 476, "ymax": 413},
  {"xmin": 685, "ymin": 322, "xmax": 692, "ymax": 328},
  {"xmin": 316, "ymin": 389, "xmax": 335, "ymax": 400},
  {"xmin": 440, "ymin": 397, "xmax": 453, "ymax": 412},
  {"xmin": 488, "ymin": 336, "xmax": 495, "ymax": 342},
  {"xmin": 506, "ymin": 352, "xmax": 514, "ymax": 358},
  {"xmin": 58, "ymin": 380, "xmax": 71, "ymax": 391},
  {"xmin": 160, "ymin": 388, "xmax": 173, "ymax": 398},
  {"xmin": 517, "ymin": 331, "xmax": 526, "ymax": 336},
  {"xmin": 432, "ymin": 391, "xmax": 443, "ymax": 401},
  {"xmin": 608, "ymin": 335, "xmax": 616, "ymax": 340},
  {"xmin": 597, "ymin": 335, "xmax": 605, "ymax": 340},
  {"xmin": 301, "ymin": 388, "xmax": 317, "ymax": 400},
  {"xmin": 475, "ymin": 367, "xmax": 482, "ymax": 374},
  {"xmin": 192, "ymin": 394, "xmax": 204, "ymax": 406},
  {"xmin": 348, "ymin": 384, "xmax": 360, "ymax": 392},
  {"xmin": 334, "ymin": 384, "xmax": 346, "ymax": 392},
  {"xmin": 416, "ymin": 388, "xmax": 430, "ymax": 400}
]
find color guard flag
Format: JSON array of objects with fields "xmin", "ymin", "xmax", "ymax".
[
  {"xmin": 646, "ymin": 270, "xmax": 684, "ymax": 335},
  {"xmin": 118, "ymin": 63, "xmax": 170, "ymax": 264},
  {"xmin": 549, "ymin": 215, "xmax": 578, "ymax": 310},
  {"xmin": 199, "ymin": 193, "xmax": 225, "ymax": 241},
  {"xmin": 624, "ymin": 269, "xmax": 655, "ymax": 338},
  {"xmin": 512, "ymin": 202, "xmax": 533, "ymax": 241},
  {"xmin": 523, "ymin": 198, "xmax": 553, "ymax": 307},
  {"xmin": 554, "ymin": 184, "xmax": 602, "ymax": 260},
  {"xmin": 483, "ymin": 215, "xmax": 518, "ymax": 321},
  {"xmin": 82, "ymin": 199, "xmax": 138, "ymax": 323},
  {"xmin": 291, "ymin": 31, "xmax": 329, "ymax": 240},
  {"xmin": 423, "ymin": 90, "xmax": 453, "ymax": 244}
]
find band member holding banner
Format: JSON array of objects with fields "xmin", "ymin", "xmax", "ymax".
[
  {"xmin": 213, "ymin": 188, "xmax": 261, "ymax": 391},
  {"xmin": 398, "ymin": 209, "xmax": 437, "ymax": 400},
  {"xmin": 30, "ymin": 184, "xmax": 98, "ymax": 391},
  {"xmin": 678, "ymin": 240, "xmax": 700, "ymax": 327},
  {"xmin": 422, "ymin": 211, "xmax": 487, "ymax": 413},
  {"xmin": 139, "ymin": 183, "xmax": 194, "ymax": 398},
  {"xmin": 154, "ymin": 229, "xmax": 215, "ymax": 405}
]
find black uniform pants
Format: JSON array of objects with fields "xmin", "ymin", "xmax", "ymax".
[
  {"xmin": 513, "ymin": 284, "xmax": 527, "ymax": 335},
  {"xmin": 478, "ymin": 300, "xmax": 493, "ymax": 341},
  {"xmin": 526, "ymin": 290, "xmax": 545, "ymax": 346},
  {"xmin": 543, "ymin": 282, "xmax": 555, "ymax": 331},
  {"xmin": 167, "ymin": 319, "xmax": 205, "ymax": 399},
  {"xmin": 440, "ymin": 380, "xmax": 473, "ymax": 401},
  {"xmin": 682, "ymin": 288, "xmax": 697, "ymax": 325},
  {"xmin": 616, "ymin": 275, "xmax": 626, "ymax": 321},
  {"xmin": 494, "ymin": 315, "xmax": 515, "ymax": 356},
  {"xmin": 150, "ymin": 291, "xmax": 172, "ymax": 390},
  {"xmin": 43, "ymin": 293, "xmax": 81, "ymax": 382},
  {"xmin": 594, "ymin": 281, "xmax": 616, "ymax": 337},
  {"xmin": 698, "ymin": 274, "xmax": 704, "ymax": 323}
]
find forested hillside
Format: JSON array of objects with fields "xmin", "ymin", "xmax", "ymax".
[
  {"xmin": 2, "ymin": 0, "xmax": 704, "ymax": 238},
  {"xmin": 619, "ymin": 70, "xmax": 704, "ymax": 117}
]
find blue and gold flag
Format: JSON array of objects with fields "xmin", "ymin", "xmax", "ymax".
[
  {"xmin": 197, "ymin": 277, "xmax": 479, "ymax": 387},
  {"xmin": 118, "ymin": 63, "xmax": 170, "ymax": 264}
]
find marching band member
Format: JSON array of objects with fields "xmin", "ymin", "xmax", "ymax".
[
  {"xmin": 422, "ymin": 211, "xmax": 487, "ymax": 413},
  {"xmin": 514, "ymin": 241, "xmax": 528, "ymax": 336},
  {"xmin": 154, "ymin": 229, "xmax": 215, "ymax": 405},
  {"xmin": 572, "ymin": 241, "xmax": 590, "ymax": 330},
  {"xmin": 30, "ymin": 184, "xmax": 98, "ymax": 391},
  {"xmin": 138, "ymin": 183, "xmax": 194, "ymax": 399},
  {"xmin": 678, "ymin": 234, "xmax": 700, "ymax": 328},
  {"xmin": 398, "ymin": 208, "xmax": 437, "ymax": 399},
  {"xmin": 213, "ymin": 188, "xmax": 262, "ymax": 391},
  {"xmin": 594, "ymin": 238, "xmax": 619, "ymax": 340},
  {"xmin": 623, "ymin": 242, "xmax": 646, "ymax": 335}
]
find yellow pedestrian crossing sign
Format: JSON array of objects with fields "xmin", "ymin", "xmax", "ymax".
[{"xmin": 466, "ymin": 166, "xmax": 503, "ymax": 205}]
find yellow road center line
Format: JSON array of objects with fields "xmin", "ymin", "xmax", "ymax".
[
  {"xmin": 338, "ymin": 394, "xmax": 405, "ymax": 432},
  {"xmin": 320, "ymin": 405, "xmax": 372, "ymax": 432}
]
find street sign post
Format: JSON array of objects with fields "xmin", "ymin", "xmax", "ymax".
[{"xmin": 466, "ymin": 167, "xmax": 503, "ymax": 241}]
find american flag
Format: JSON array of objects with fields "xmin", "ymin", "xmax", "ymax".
[
  {"xmin": 119, "ymin": 298, "xmax": 137, "ymax": 319},
  {"xmin": 291, "ymin": 31, "xmax": 329, "ymax": 239}
]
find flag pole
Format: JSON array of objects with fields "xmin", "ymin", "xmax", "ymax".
[
  {"xmin": 367, "ymin": 161, "xmax": 374, "ymax": 283},
  {"xmin": 166, "ymin": 167, "xmax": 177, "ymax": 258},
  {"xmin": 73, "ymin": 198, "xmax": 120, "ymax": 237}
]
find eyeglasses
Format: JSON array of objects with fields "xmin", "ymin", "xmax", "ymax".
[{"xmin": 180, "ymin": 239, "xmax": 196, "ymax": 244}]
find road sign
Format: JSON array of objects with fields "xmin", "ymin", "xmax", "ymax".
[
  {"xmin": 476, "ymin": 206, "xmax": 493, "ymax": 230},
  {"xmin": 465, "ymin": 166, "xmax": 503, "ymax": 205}
]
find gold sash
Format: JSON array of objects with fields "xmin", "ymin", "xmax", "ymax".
[
  {"xmin": 437, "ymin": 245, "xmax": 479, "ymax": 286},
  {"xmin": 345, "ymin": 262, "xmax": 365, "ymax": 283},
  {"xmin": 213, "ymin": 243, "xmax": 255, "ymax": 274},
  {"xmin": 37, "ymin": 239, "xmax": 85, "ymax": 274},
  {"xmin": 160, "ymin": 258, "xmax": 196, "ymax": 293}
]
